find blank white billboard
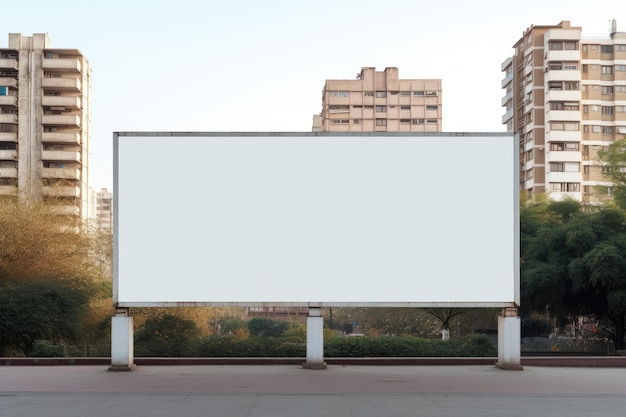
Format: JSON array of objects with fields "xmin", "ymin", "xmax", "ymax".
[{"xmin": 113, "ymin": 132, "xmax": 519, "ymax": 307}]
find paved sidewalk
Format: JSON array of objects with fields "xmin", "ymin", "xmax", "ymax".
[{"xmin": 1, "ymin": 365, "xmax": 626, "ymax": 416}]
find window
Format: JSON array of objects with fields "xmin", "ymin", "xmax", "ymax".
[
  {"xmin": 601, "ymin": 66, "xmax": 613, "ymax": 74},
  {"xmin": 375, "ymin": 91, "xmax": 387, "ymax": 98},
  {"xmin": 399, "ymin": 91, "xmax": 410, "ymax": 96},
  {"xmin": 550, "ymin": 102, "xmax": 579, "ymax": 110},
  {"xmin": 390, "ymin": 91, "xmax": 398, "ymax": 95},
  {"xmin": 615, "ymin": 65, "xmax": 626, "ymax": 72},
  {"xmin": 601, "ymin": 45, "xmax": 613, "ymax": 53},
  {"xmin": 582, "ymin": 64, "xmax": 588, "ymax": 73},
  {"xmin": 426, "ymin": 119, "xmax": 438, "ymax": 124},
  {"xmin": 550, "ymin": 163, "xmax": 579, "ymax": 172},
  {"xmin": 617, "ymin": 86, "xmax": 626, "ymax": 93},
  {"xmin": 353, "ymin": 119, "xmax": 360, "ymax": 124},
  {"xmin": 426, "ymin": 105, "xmax": 438, "ymax": 111},
  {"xmin": 399, "ymin": 119, "xmax": 410, "ymax": 124},
  {"xmin": 592, "ymin": 125, "xmax": 602, "ymax": 133},
  {"xmin": 616, "ymin": 45, "xmax": 626, "ymax": 51},
  {"xmin": 603, "ymin": 126, "xmax": 614, "ymax": 134},
  {"xmin": 564, "ymin": 81, "xmax": 579, "ymax": 90},
  {"xmin": 364, "ymin": 91, "xmax": 374, "ymax": 97},
  {"xmin": 329, "ymin": 105, "xmax": 350, "ymax": 110},
  {"xmin": 331, "ymin": 119, "xmax": 349, "ymax": 124},
  {"xmin": 602, "ymin": 86, "xmax": 614, "ymax": 94},
  {"xmin": 550, "ymin": 183, "xmax": 580, "ymax": 192},
  {"xmin": 551, "ymin": 121, "xmax": 579, "ymax": 131},
  {"xmin": 330, "ymin": 91, "xmax": 349, "ymax": 97},
  {"xmin": 550, "ymin": 142, "xmax": 579, "ymax": 151},
  {"xmin": 375, "ymin": 118, "xmax": 387, "ymax": 126},
  {"xmin": 400, "ymin": 105, "xmax": 410, "ymax": 110},
  {"xmin": 617, "ymin": 106, "xmax": 626, "ymax": 112},
  {"xmin": 375, "ymin": 105, "xmax": 387, "ymax": 112},
  {"xmin": 411, "ymin": 118, "xmax": 424, "ymax": 124},
  {"xmin": 564, "ymin": 41, "xmax": 578, "ymax": 50},
  {"xmin": 413, "ymin": 91, "xmax": 425, "ymax": 96},
  {"xmin": 602, "ymin": 106, "xmax": 614, "ymax": 115},
  {"xmin": 425, "ymin": 91, "xmax": 438, "ymax": 96}
]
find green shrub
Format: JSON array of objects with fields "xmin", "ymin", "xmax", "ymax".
[
  {"xmin": 30, "ymin": 340, "xmax": 66, "ymax": 357},
  {"xmin": 135, "ymin": 313, "xmax": 200, "ymax": 357}
]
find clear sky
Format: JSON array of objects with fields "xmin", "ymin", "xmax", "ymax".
[{"xmin": 3, "ymin": 0, "xmax": 624, "ymax": 191}]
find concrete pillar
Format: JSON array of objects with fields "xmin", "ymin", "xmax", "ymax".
[
  {"xmin": 109, "ymin": 308, "xmax": 135, "ymax": 371},
  {"xmin": 496, "ymin": 307, "xmax": 523, "ymax": 370},
  {"xmin": 303, "ymin": 307, "xmax": 326, "ymax": 369}
]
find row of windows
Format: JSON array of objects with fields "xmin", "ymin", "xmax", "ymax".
[
  {"xmin": 549, "ymin": 121, "xmax": 626, "ymax": 133},
  {"xmin": 330, "ymin": 104, "xmax": 439, "ymax": 110},
  {"xmin": 550, "ymin": 183, "xmax": 580, "ymax": 192},
  {"xmin": 582, "ymin": 44, "xmax": 626, "ymax": 53},
  {"xmin": 584, "ymin": 105, "xmax": 626, "ymax": 113},
  {"xmin": 330, "ymin": 118, "xmax": 438, "ymax": 125},
  {"xmin": 582, "ymin": 64, "xmax": 626, "ymax": 74},
  {"xmin": 329, "ymin": 90, "xmax": 438, "ymax": 98}
]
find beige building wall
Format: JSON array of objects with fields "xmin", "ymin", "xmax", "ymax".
[
  {"xmin": 313, "ymin": 67, "xmax": 442, "ymax": 133},
  {"xmin": 0, "ymin": 33, "xmax": 91, "ymax": 218},
  {"xmin": 96, "ymin": 187, "xmax": 113, "ymax": 234},
  {"xmin": 502, "ymin": 20, "xmax": 626, "ymax": 203}
]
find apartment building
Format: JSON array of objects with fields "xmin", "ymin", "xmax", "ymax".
[
  {"xmin": 313, "ymin": 67, "xmax": 442, "ymax": 132},
  {"xmin": 96, "ymin": 187, "xmax": 113, "ymax": 234},
  {"xmin": 0, "ymin": 33, "xmax": 92, "ymax": 217},
  {"xmin": 502, "ymin": 20, "xmax": 626, "ymax": 203}
]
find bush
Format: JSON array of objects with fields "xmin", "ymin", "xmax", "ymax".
[
  {"xmin": 135, "ymin": 313, "xmax": 200, "ymax": 357},
  {"xmin": 30, "ymin": 340, "xmax": 66, "ymax": 357},
  {"xmin": 0, "ymin": 279, "xmax": 90, "ymax": 356}
]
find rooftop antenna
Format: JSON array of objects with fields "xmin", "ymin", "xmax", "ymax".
[{"xmin": 610, "ymin": 18, "xmax": 617, "ymax": 36}]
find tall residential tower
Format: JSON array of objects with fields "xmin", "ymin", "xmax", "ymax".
[
  {"xmin": 0, "ymin": 33, "xmax": 92, "ymax": 217},
  {"xmin": 313, "ymin": 67, "xmax": 442, "ymax": 132},
  {"xmin": 502, "ymin": 20, "xmax": 626, "ymax": 203}
]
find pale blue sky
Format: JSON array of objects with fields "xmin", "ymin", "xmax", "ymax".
[{"xmin": 3, "ymin": 0, "xmax": 623, "ymax": 190}]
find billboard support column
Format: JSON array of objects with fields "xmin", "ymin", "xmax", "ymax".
[
  {"xmin": 303, "ymin": 307, "xmax": 327, "ymax": 369},
  {"xmin": 109, "ymin": 308, "xmax": 135, "ymax": 371},
  {"xmin": 496, "ymin": 307, "xmax": 523, "ymax": 370}
]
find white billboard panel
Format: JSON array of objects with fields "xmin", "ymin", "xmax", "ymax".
[{"xmin": 114, "ymin": 132, "xmax": 519, "ymax": 307}]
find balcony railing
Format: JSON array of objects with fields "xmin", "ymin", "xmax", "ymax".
[
  {"xmin": 42, "ymin": 96, "xmax": 81, "ymax": 109},
  {"xmin": 42, "ymin": 58, "xmax": 82, "ymax": 72},
  {"xmin": 42, "ymin": 132, "xmax": 81, "ymax": 144},
  {"xmin": 0, "ymin": 58, "xmax": 18, "ymax": 70},
  {"xmin": 42, "ymin": 114, "xmax": 81, "ymax": 127},
  {"xmin": 42, "ymin": 167, "xmax": 81, "ymax": 180},
  {"xmin": 0, "ymin": 167, "xmax": 17, "ymax": 178},
  {"xmin": 0, "ymin": 77, "xmax": 18, "ymax": 88},
  {"xmin": 43, "ymin": 185, "xmax": 81, "ymax": 198},
  {"xmin": 42, "ymin": 150, "xmax": 81, "ymax": 162},
  {"xmin": 42, "ymin": 77, "xmax": 81, "ymax": 91},
  {"xmin": 0, "ymin": 95, "xmax": 17, "ymax": 106},
  {"xmin": 0, "ymin": 185, "xmax": 17, "ymax": 196},
  {"xmin": 0, "ymin": 114, "xmax": 18, "ymax": 124},
  {"xmin": 0, "ymin": 132, "xmax": 17, "ymax": 142},
  {"xmin": 0, "ymin": 150, "xmax": 18, "ymax": 160}
]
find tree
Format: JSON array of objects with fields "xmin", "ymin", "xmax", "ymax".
[
  {"xmin": 424, "ymin": 308, "xmax": 472, "ymax": 340},
  {"xmin": 134, "ymin": 313, "xmax": 200, "ymax": 356},
  {"xmin": 521, "ymin": 199, "xmax": 626, "ymax": 350},
  {"xmin": 597, "ymin": 137, "xmax": 626, "ymax": 208}
]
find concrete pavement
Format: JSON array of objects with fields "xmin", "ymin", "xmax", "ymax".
[{"xmin": 1, "ymin": 364, "xmax": 626, "ymax": 416}]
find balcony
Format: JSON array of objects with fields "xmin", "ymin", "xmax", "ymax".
[
  {"xmin": 42, "ymin": 150, "xmax": 81, "ymax": 162},
  {"xmin": 43, "ymin": 185, "xmax": 81, "ymax": 198},
  {"xmin": 42, "ymin": 77, "xmax": 81, "ymax": 92},
  {"xmin": 0, "ymin": 77, "xmax": 18, "ymax": 88},
  {"xmin": 0, "ymin": 167, "xmax": 17, "ymax": 178},
  {"xmin": 545, "ymin": 90, "xmax": 580, "ymax": 102},
  {"xmin": 544, "ymin": 70, "xmax": 581, "ymax": 82},
  {"xmin": 42, "ymin": 132, "xmax": 81, "ymax": 144},
  {"xmin": 0, "ymin": 150, "xmax": 17, "ymax": 160},
  {"xmin": 546, "ymin": 172, "xmax": 581, "ymax": 183},
  {"xmin": 0, "ymin": 185, "xmax": 17, "ymax": 196},
  {"xmin": 546, "ymin": 151, "xmax": 582, "ymax": 163},
  {"xmin": 0, "ymin": 114, "xmax": 18, "ymax": 124},
  {"xmin": 0, "ymin": 58, "xmax": 18, "ymax": 71},
  {"xmin": 43, "ymin": 167, "xmax": 81, "ymax": 180},
  {"xmin": 544, "ymin": 50, "xmax": 580, "ymax": 62},
  {"xmin": 48, "ymin": 205, "xmax": 80, "ymax": 216},
  {"xmin": 502, "ymin": 108, "xmax": 514, "ymax": 124},
  {"xmin": 0, "ymin": 132, "xmax": 17, "ymax": 142},
  {"xmin": 550, "ymin": 191, "xmax": 582, "ymax": 202},
  {"xmin": 501, "ymin": 72, "xmax": 514, "ymax": 88},
  {"xmin": 501, "ymin": 90, "xmax": 513, "ymax": 106},
  {"xmin": 545, "ymin": 130, "xmax": 581, "ymax": 143},
  {"xmin": 42, "ymin": 114, "xmax": 81, "ymax": 127},
  {"xmin": 545, "ymin": 110, "xmax": 581, "ymax": 122},
  {"xmin": 42, "ymin": 96, "xmax": 81, "ymax": 109},
  {"xmin": 42, "ymin": 58, "xmax": 82, "ymax": 72},
  {"xmin": 0, "ymin": 95, "xmax": 17, "ymax": 106}
]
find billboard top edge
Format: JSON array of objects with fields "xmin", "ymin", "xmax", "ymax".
[{"xmin": 113, "ymin": 131, "xmax": 514, "ymax": 138}]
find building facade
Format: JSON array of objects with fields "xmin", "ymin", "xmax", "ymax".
[
  {"xmin": 502, "ymin": 20, "xmax": 626, "ymax": 203},
  {"xmin": 0, "ymin": 33, "xmax": 92, "ymax": 217},
  {"xmin": 95, "ymin": 187, "xmax": 113, "ymax": 234},
  {"xmin": 313, "ymin": 67, "xmax": 442, "ymax": 132}
]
